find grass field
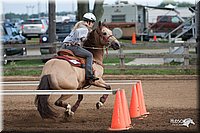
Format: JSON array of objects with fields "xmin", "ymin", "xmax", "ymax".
[
  {"xmin": 3, "ymin": 59, "xmax": 196, "ymax": 76},
  {"xmin": 3, "ymin": 38, "xmax": 196, "ymax": 76}
]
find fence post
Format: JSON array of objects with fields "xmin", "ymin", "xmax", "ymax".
[
  {"xmin": 184, "ymin": 43, "xmax": 189, "ymax": 67},
  {"xmin": 168, "ymin": 34, "xmax": 171, "ymax": 43},
  {"xmin": 119, "ymin": 47, "xmax": 125, "ymax": 69},
  {"xmin": 48, "ymin": 0, "xmax": 56, "ymax": 54}
]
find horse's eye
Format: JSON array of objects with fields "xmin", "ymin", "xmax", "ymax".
[{"xmin": 103, "ymin": 32, "xmax": 107, "ymax": 35}]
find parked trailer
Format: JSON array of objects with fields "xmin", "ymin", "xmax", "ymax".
[
  {"xmin": 101, "ymin": 3, "xmax": 147, "ymax": 39},
  {"xmin": 101, "ymin": 2, "xmax": 195, "ymax": 41}
]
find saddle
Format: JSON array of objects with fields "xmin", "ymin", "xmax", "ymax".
[{"xmin": 54, "ymin": 49, "xmax": 86, "ymax": 68}]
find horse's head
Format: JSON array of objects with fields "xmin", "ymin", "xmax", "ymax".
[{"xmin": 95, "ymin": 21, "xmax": 120, "ymax": 50}]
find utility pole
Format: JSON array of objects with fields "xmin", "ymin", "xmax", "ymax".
[
  {"xmin": 26, "ymin": 5, "xmax": 34, "ymax": 18},
  {"xmin": 38, "ymin": 2, "xmax": 40, "ymax": 18},
  {"xmin": 48, "ymin": 0, "xmax": 56, "ymax": 54},
  {"xmin": 26, "ymin": 5, "xmax": 30, "ymax": 18},
  {"xmin": 197, "ymin": 2, "xmax": 200, "ymax": 77},
  {"xmin": 30, "ymin": 5, "xmax": 35, "ymax": 15}
]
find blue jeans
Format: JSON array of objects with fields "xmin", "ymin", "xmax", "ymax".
[{"xmin": 61, "ymin": 44, "xmax": 94, "ymax": 79}]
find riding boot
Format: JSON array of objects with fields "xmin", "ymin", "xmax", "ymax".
[{"xmin": 86, "ymin": 75, "xmax": 99, "ymax": 84}]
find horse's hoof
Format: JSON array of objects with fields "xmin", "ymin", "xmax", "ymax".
[
  {"xmin": 96, "ymin": 101, "xmax": 103, "ymax": 109},
  {"xmin": 65, "ymin": 110, "xmax": 74, "ymax": 117}
]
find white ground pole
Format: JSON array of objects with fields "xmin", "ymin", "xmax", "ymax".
[
  {"xmin": 0, "ymin": 80, "xmax": 139, "ymax": 86},
  {"xmin": 0, "ymin": 80, "xmax": 139, "ymax": 95},
  {"xmin": 0, "ymin": 89, "xmax": 119, "ymax": 95}
]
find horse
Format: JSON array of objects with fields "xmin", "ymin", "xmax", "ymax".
[{"xmin": 35, "ymin": 21, "xmax": 120, "ymax": 119}]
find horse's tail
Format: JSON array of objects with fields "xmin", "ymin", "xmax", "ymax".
[{"xmin": 34, "ymin": 74, "xmax": 57, "ymax": 119}]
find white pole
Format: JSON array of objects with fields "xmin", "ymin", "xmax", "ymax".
[
  {"xmin": 0, "ymin": 89, "xmax": 119, "ymax": 95},
  {"xmin": 0, "ymin": 81, "xmax": 138, "ymax": 86}
]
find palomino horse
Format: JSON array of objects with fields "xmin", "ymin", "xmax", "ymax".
[{"xmin": 35, "ymin": 22, "xmax": 120, "ymax": 119}]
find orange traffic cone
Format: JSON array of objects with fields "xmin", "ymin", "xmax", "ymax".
[
  {"xmin": 120, "ymin": 89, "xmax": 132, "ymax": 128},
  {"xmin": 153, "ymin": 35, "xmax": 157, "ymax": 42},
  {"xmin": 109, "ymin": 90, "xmax": 128, "ymax": 131},
  {"xmin": 136, "ymin": 81, "xmax": 149, "ymax": 116},
  {"xmin": 132, "ymin": 32, "xmax": 136, "ymax": 44},
  {"xmin": 129, "ymin": 84, "xmax": 140, "ymax": 118}
]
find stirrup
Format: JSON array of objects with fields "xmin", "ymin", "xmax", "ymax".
[
  {"xmin": 86, "ymin": 77, "xmax": 99, "ymax": 84},
  {"xmin": 91, "ymin": 77, "xmax": 99, "ymax": 81}
]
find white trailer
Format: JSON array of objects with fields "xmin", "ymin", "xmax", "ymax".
[{"xmin": 101, "ymin": 2, "xmax": 148, "ymax": 39}]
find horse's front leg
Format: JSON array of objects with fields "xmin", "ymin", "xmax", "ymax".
[
  {"xmin": 91, "ymin": 78, "xmax": 111, "ymax": 109},
  {"xmin": 71, "ymin": 94, "xmax": 83, "ymax": 112},
  {"xmin": 96, "ymin": 84, "xmax": 111, "ymax": 109}
]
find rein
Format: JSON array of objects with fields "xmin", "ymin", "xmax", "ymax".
[{"xmin": 82, "ymin": 46, "xmax": 106, "ymax": 50}]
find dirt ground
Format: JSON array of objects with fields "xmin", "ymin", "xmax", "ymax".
[{"xmin": 1, "ymin": 79, "xmax": 199, "ymax": 133}]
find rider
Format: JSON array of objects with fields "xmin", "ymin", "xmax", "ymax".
[{"xmin": 62, "ymin": 12, "xmax": 99, "ymax": 83}]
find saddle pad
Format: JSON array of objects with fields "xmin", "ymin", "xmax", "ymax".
[
  {"xmin": 54, "ymin": 55, "xmax": 85, "ymax": 68},
  {"xmin": 57, "ymin": 49, "xmax": 75, "ymax": 57}
]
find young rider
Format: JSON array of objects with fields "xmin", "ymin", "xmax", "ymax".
[{"xmin": 62, "ymin": 13, "xmax": 99, "ymax": 83}]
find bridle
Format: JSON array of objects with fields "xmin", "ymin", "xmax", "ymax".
[
  {"xmin": 83, "ymin": 26, "xmax": 114, "ymax": 50},
  {"xmin": 96, "ymin": 26, "xmax": 115, "ymax": 44}
]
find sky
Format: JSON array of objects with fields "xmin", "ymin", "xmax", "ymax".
[{"xmin": 1, "ymin": 0, "xmax": 198, "ymax": 15}]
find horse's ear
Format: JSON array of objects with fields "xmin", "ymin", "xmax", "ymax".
[
  {"xmin": 98, "ymin": 21, "xmax": 102, "ymax": 27},
  {"xmin": 102, "ymin": 22, "xmax": 106, "ymax": 27},
  {"xmin": 99, "ymin": 21, "xmax": 106, "ymax": 27}
]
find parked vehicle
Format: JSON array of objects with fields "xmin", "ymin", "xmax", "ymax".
[
  {"xmin": 1, "ymin": 22, "xmax": 26, "ymax": 65},
  {"xmin": 40, "ymin": 21, "xmax": 76, "ymax": 43},
  {"xmin": 21, "ymin": 18, "xmax": 48, "ymax": 40},
  {"xmin": 149, "ymin": 15, "xmax": 183, "ymax": 37},
  {"xmin": 40, "ymin": 21, "xmax": 76, "ymax": 54}
]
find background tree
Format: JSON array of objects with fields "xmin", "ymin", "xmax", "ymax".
[
  {"xmin": 77, "ymin": 0, "xmax": 89, "ymax": 21},
  {"xmin": 77, "ymin": 0, "xmax": 104, "ymax": 22},
  {"xmin": 93, "ymin": 0, "xmax": 104, "ymax": 22},
  {"xmin": 158, "ymin": 0, "xmax": 194, "ymax": 7}
]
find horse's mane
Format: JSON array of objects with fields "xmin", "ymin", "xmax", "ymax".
[
  {"xmin": 83, "ymin": 22, "xmax": 108, "ymax": 49},
  {"xmin": 83, "ymin": 21, "xmax": 107, "ymax": 51},
  {"xmin": 83, "ymin": 29, "xmax": 97, "ymax": 47}
]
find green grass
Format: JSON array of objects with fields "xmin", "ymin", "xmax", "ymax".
[
  {"xmin": 3, "ymin": 68, "xmax": 196, "ymax": 76},
  {"xmin": 9, "ymin": 60, "xmax": 43, "ymax": 66},
  {"xmin": 103, "ymin": 57, "xmax": 133, "ymax": 64},
  {"xmin": 3, "ymin": 57, "xmax": 196, "ymax": 76},
  {"xmin": 4, "ymin": 69, "xmax": 42, "ymax": 76},
  {"xmin": 4, "ymin": 57, "xmax": 133, "ymax": 67},
  {"xmin": 104, "ymin": 69, "xmax": 196, "ymax": 75}
]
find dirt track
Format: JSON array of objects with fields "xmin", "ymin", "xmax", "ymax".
[{"xmin": 2, "ymin": 78, "xmax": 198, "ymax": 133}]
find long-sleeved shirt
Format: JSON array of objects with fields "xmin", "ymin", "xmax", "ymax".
[{"xmin": 63, "ymin": 24, "xmax": 89, "ymax": 46}]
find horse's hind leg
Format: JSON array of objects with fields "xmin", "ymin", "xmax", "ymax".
[
  {"xmin": 55, "ymin": 94, "xmax": 74, "ymax": 117},
  {"xmin": 71, "ymin": 94, "xmax": 83, "ymax": 112}
]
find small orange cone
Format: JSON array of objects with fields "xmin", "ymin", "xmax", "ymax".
[
  {"xmin": 132, "ymin": 32, "xmax": 136, "ymax": 44},
  {"xmin": 129, "ymin": 84, "xmax": 141, "ymax": 118},
  {"xmin": 136, "ymin": 81, "xmax": 149, "ymax": 116},
  {"xmin": 153, "ymin": 35, "xmax": 157, "ymax": 42},
  {"xmin": 120, "ymin": 89, "xmax": 132, "ymax": 128},
  {"xmin": 109, "ymin": 90, "xmax": 128, "ymax": 131}
]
